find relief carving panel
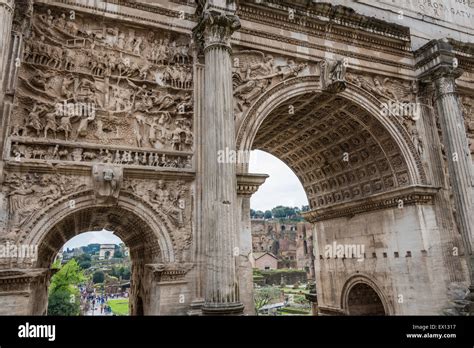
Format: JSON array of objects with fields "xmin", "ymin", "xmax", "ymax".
[
  {"xmin": 8, "ymin": 6, "xmax": 195, "ymax": 168},
  {"xmin": 232, "ymin": 48, "xmax": 317, "ymax": 119}
]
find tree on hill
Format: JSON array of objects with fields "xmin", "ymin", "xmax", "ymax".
[
  {"xmin": 92, "ymin": 271, "xmax": 105, "ymax": 284},
  {"xmin": 74, "ymin": 254, "xmax": 92, "ymax": 270}
]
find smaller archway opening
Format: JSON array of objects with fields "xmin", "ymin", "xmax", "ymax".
[
  {"xmin": 32, "ymin": 205, "xmax": 164, "ymax": 316},
  {"xmin": 347, "ymin": 283, "xmax": 386, "ymax": 316},
  {"xmin": 49, "ymin": 230, "xmax": 132, "ymax": 316}
]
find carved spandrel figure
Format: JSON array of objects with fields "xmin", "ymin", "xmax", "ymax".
[
  {"xmin": 410, "ymin": 128, "xmax": 424, "ymax": 156},
  {"xmin": 149, "ymin": 180, "xmax": 185, "ymax": 227},
  {"xmin": 320, "ymin": 59, "xmax": 346, "ymax": 93},
  {"xmin": 330, "ymin": 59, "xmax": 346, "ymax": 82}
]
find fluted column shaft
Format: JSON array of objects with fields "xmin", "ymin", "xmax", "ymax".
[
  {"xmin": 0, "ymin": 0, "xmax": 14, "ymax": 96},
  {"xmin": 198, "ymin": 10, "xmax": 243, "ymax": 314},
  {"xmin": 433, "ymin": 74, "xmax": 474, "ymax": 255}
]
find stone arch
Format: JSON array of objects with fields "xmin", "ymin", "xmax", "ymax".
[
  {"xmin": 18, "ymin": 189, "xmax": 176, "ymax": 268},
  {"xmin": 13, "ymin": 189, "xmax": 181, "ymax": 315},
  {"xmin": 236, "ymin": 75, "xmax": 426, "ymax": 208},
  {"xmin": 341, "ymin": 274, "xmax": 393, "ymax": 316}
]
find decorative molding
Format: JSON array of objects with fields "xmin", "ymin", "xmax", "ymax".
[
  {"xmin": 146, "ymin": 262, "xmax": 194, "ymax": 282},
  {"xmin": 0, "ymin": 268, "xmax": 49, "ymax": 286},
  {"xmin": 237, "ymin": 28, "xmax": 414, "ymax": 71},
  {"xmin": 236, "ymin": 173, "xmax": 269, "ymax": 197},
  {"xmin": 237, "ymin": 1, "xmax": 411, "ymax": 54},
  {"xmin": 302, "ymin": 185, "xmax": 439, "ymax": 223}
]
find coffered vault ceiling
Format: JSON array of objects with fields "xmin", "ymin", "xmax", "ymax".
[{"xmin": 252, "ymin": 93, "xmax": 411, "ymax": 209}]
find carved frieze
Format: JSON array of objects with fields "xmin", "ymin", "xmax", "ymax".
[
  {"xmin": 9, "ymin": 6, "xmax": 194, "ymax": 165},
  {"xmin": 9, "ymin": 139, "xmax": 193, "ymax": 169}
]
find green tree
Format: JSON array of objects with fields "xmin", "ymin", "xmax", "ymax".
[
  {"xmin": 47, "ymin": 259, "xmax": 85, "ymax": 316},
  {"xmin": 74, "ymin": 254, "xmax": 92, "ymax": 270},
  {"xmin": 92, "ymin": 271, "xmax": 105, "ymax": 284},
  {"xmin": 271, "ymin": 206, "xmax": 287, "ymax": 218},
  {"xmin": 255, "ymin": 210, "xmax": 264, "ymax": 219},
  {"xmin": 264, "ymin": 210, "xmax": 272, "ymax": 219}
]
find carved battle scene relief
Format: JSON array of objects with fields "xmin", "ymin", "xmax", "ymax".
[{"xmin": 8, "ymin": 5, "xmax": 195, "ymax": 168}]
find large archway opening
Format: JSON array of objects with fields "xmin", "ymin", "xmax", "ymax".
[
  {"xmin": 238, "ymin": 78, "xmax": 422, "ymax": 315},
  {"xmin": 248, "ymin": 91, "xmax": 413, "ymax": 209}
]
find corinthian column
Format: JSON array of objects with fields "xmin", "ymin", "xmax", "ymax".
[
  {"xmin": 418, "ymin": 39, "xmax": 474, "ymax": 313},
  {"xmin": 194, "ymin": 9, "xmax": 243, "ymax": 314},
  {"xmin": 433, "ymin": 71, "xmax": 474, "ymax": 252}
]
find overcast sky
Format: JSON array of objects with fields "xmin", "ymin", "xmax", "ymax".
[
  {"xmin": 63, "ymin": 150, "xmax": 307, "ymax": 249},
  {"xmin": 249, "ymin": 150, "xmax": 308, "ymax": 211}
]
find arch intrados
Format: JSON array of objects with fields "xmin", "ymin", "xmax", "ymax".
[{"xmin": 341, "ymin": 274, "xmax": 393, "ymax": 315}]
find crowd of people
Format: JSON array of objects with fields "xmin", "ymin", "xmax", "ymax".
[{"xmin": 80, "ymin": 286, "xmax": 129, "ymax": 316}]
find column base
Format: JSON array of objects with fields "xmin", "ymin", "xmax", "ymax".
[
  {"xmin": 201, "ymin": 302, "xmax": 244, "ymax": 315},
  {"xmin": 187, "ymin": 298, "xmax": 205, "ymax": 316}
]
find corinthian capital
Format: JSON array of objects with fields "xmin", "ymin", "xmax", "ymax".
[
  {"xmin": 0, "ymin": 0, "xmax": 14, "ymax": 13},
  {"xmin": 193, "ymin": 9, "xmax": 241, "ymax": 51}
]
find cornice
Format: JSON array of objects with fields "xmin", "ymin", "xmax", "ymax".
[
  {"xmin": 0, "ymin": 268, "xmax": 49, "ymax": 283},
  {"xmin": 237, "ymin": 28, "xmax": 414, "ymax": 71},
  {"xmin": 236, "ymin": 173, "xmax": 269, "ymax": 197},
  {"xmin": 237, "ymin": 1, "xmax": 412, "ymax": 56},
  {"xmin": 145, "ymin": 262, "xmax": 194, "ymax": 283},
  {"xmin": 302, "ymin": 185, "xmax": 440, "ymax": 223},
  {"xmin": 415, "ymin": 39, "xmax": 465, "ymax": 82}
]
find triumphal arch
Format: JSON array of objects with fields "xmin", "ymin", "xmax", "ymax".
[{"xmin": 0, "ymin": 0, "xmax": 473, "ymax": 315}]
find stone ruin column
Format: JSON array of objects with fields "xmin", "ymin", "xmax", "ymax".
[
  {"xmin": 194, "ymin": 8, "xmax": 243, "ymax": 314},
  {"xmin": 418, "ymin": 39, "xmax": 474, "ymax": 313},
  {"xmin": 0, "ymin": 0, "xmax": 14, "ymax": 96}
]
